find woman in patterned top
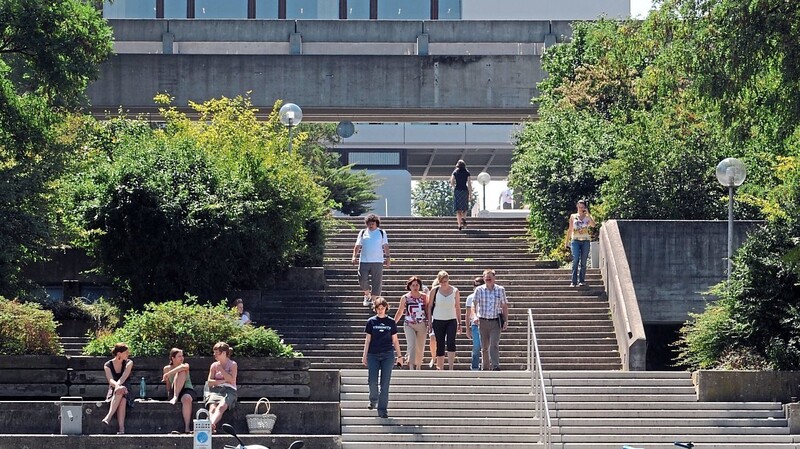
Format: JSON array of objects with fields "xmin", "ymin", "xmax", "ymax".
[
  {"xmin": 566, "ymin": 199, "xmax": 596, "ymax": 287},
  {"xmin": 205, "ymin": 341, "xmax": 238, "ymax": 432},
  {"xmin": 394, "ymin": 276, "xmax": 429, "ymax": 370}
]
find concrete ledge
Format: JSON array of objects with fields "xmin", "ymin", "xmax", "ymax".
[
  {"xmin": 0, "ymin": 434, "xmax": 341, "ymax": 449},
  {"xmin": 0, "ymin": 400, "xmax": 339, "ymax": 435},
  {"xmin": 283, "ymin": 267, "xmax": 326, "ymax": 291},
  {"xmin": 694, "ymin": 370, "xmax": 800, "ymax": 402},
  {"xmin": 0, "ymin": 356, "xmax": 311, "ymax": 401},
  {"xmin": 785, "ymin": 402, "xmax": 800, "ymax": 434},
  {"xmin": 308, "ymin": 370, "xmax": 340, "ymax": 402}
]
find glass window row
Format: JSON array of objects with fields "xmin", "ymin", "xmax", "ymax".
[{"xmin": 104, "ymin": 0, "xmax": 461, "ymax": 20}]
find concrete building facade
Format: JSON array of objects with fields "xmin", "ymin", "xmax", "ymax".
[{"xmin": 91, "ymin": 1, "xmax": 632, "ymax": 215}]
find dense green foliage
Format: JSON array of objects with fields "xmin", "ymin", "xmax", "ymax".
[
  {"xmin": 510, "ymin": 17, "xmax": 734, "ymax": 256},
  {"xmin": 677, "ymin": 158, "xmax": 800, "ymax": 369},
  {"xmin": 83, "ymin": 298, "xmax": 298, "ymax": 358},
  {"xmin": 512, "ymin": 1, "xmax": 800, "ymax": 368},
  {"xmin": 0, "ymin": 0, "xmax": 112, "ymax": 298},
  {"xmin": 57, "ymin": 97, "xmax": 330, "ymax": 310},
  {"xmin": 0, "ymin": 296, "xmax": 62, "ymax": 355}
]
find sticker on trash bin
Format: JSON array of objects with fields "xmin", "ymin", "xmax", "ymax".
[{"xmin": 196, "ymin": 432, "xmax": 209, "ymax": 443}]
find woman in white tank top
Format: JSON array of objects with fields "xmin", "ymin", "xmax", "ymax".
[{"xmin": 426, "ymin": 270, "xmax": 462, "ymax": 370}]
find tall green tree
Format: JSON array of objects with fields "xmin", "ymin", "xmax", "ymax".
[
  {"xmin": 0, "ymin": 0, "xmax": 113, "ymax": 298},
  {"xmin": 58, "ymin": 96, "xmax": 330, "ymax": 310}
]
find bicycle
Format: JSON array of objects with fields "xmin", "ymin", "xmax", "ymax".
[
  {"xmin": 221, "ymin": 423, "xmax": 305, "ymax": 449},
  {"xmin": 623, "ymin": 443, "xmax": 694, "ymax": 449}
]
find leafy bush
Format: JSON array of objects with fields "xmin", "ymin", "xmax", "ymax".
[
  {"xmin": 39, "ymin": 296, "xmax": 120, "ymax": 331},
  {"xmin": 676, "ymin": 215, "xmax": 800, "ymax": 370},
  {"xmin": 57, "ymin": 97, "xmax": 330, "ymax": 309},
  {"xmin": 83, "ymin": 298, "xmax": 298, "ymax": 358},
  {"xmin": 510, "ymin": 106, "xmax": 613, "ymax": 253},
  {"xmin": 0, "ymin": 297, "xmax": 62, "ymax": 355}
]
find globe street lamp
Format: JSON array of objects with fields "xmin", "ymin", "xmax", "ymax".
[
  {"xmin": 279, "ymin": 103, "xmax": 303, "ymax": 154},
  {"xmin": 476, "ymin": 172, "xmax": 491, "ymax": 211},
  {"xmin": 715, "ymin": 157, "xmax": 747, "ymax": 281}
]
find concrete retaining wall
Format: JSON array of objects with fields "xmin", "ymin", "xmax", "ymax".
[
  {"xmin": 694, "ymin": 370, "xmax": 800, "ymax": 403},
  {"xmin": 614, "ymin": 220, "xmax": 763, "ymax": 323}
]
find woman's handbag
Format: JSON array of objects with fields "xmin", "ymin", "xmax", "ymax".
[{"xmin": 246, "ymin": 397, "xmax": 277, "ymax": 434}]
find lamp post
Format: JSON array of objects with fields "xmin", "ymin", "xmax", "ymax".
[
  {"xmin": 476, "ymin": 172, "xmax": 491, "ymax": 211},
  {"xmin": 278, "ymin": 103, "xmax": 303, "ymax": 154},
  {"xmin": 715, "ymin": 157, "xmax": 747, "ymax": 281}
]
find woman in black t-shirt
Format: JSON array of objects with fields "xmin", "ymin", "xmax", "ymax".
[
  {"xmin": 450, "ymin": 159, "xmax": 472, "ymax": 230},
  {"xmin": 361, "ymin": 297, "xmax": 403, "ymax": 418}
]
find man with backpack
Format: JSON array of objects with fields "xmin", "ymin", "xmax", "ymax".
[{"xmin": 352, "ymin": 214, "xmax": 391, "ymax": 306}]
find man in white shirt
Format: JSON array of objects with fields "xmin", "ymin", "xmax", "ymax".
[
  {"xmin": 499, "ymin": 187, "xmax": 514, "ymax": 209},
  {"xmin": 351, "ymin": 214, "xmax": 391, "ymax": 306},
  {"xmin": 471, "ymin": 269, "xmax": 508, "ymax": 370}
]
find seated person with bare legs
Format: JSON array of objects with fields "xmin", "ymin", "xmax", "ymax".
[
  {"xmin": 204, "ymin": 342, "xmax": 238, "ymax": 432},
  {"xmin": 163, "ymin": 347, "xmax": 196, "ymax": 434},
  {"xmin": 101, "ymin": 342, "xmax": 133, "ymax": 434}
]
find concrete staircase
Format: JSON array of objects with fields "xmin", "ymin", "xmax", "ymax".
[
  {"xmin": 264, "ymin": 216, "xmax": 621, "ymax": 371},
  {"xmin": 549, "ymin": 370, "xmax": 798, "ymax": 449},
  {"xmin": 60, "ymin": 335, "xmax": 90, "ymax": 355},
  {"xmin": 260, "ymin": 216, "xmax": 798, "ymax": 449},
  {"xmin": 340, "ymin": 369, "xmax": 798, "ymax": 449},
  {"xmin": 340, "ymin": 369, "xmax": 543, "ymax": 449}
]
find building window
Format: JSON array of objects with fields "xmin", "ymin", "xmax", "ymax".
[
  {"xmin": 437, "ymin": 0, "xmax": 460, "ymax": 20},
  {"xmin": 103, "ymin": 0, "xmax": 156, "ymax": 18},
  {"xmin": 377, "ymin": 0, "xmax": 431, "ymax": 20},
  {"xmin": 195, "ymin": 0, "xmax": 248, "ymax": 18},
  {"xmin": 102, "ymin": 0, "xmax": 458, "ymax": 20},
  {"xmin": 347, "ymin": 151, "xmax": 401, "ymax": 167},
  {"xmin": 256, "ymin": 0, "xmax": 280, "ymax": 18},
  {"xmin": 164, "ymin": 0, "xmax": 188, "ymax": 18},
  {"xmin": 345, "ymin": 0, "xmax": 370, "ymax": 19},
  {"xmin": 286, "ymin": 0, "xmax": 339, "ymax": 19}
]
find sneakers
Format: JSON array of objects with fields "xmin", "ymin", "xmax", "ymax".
[
  {"xmin": 368, "ymin": 402, "xmax": 376, "ymax": 410},
  {"xmin": 578, "ymin": 282, "xmax": 585, "ymax": 287},
  {"xmin": 362, "ymin": 295, "xmax": 372, "ymax": 307},
  {"xmin": 570, "ymin": 283, "xmax": 576, "ymax": 287},
  {"xmin": 378, "ymin": 411, "xmax": 389, "ymax": 418}
]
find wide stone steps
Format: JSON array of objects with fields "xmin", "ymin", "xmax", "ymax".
[
  {"xmin": 544, "ymin": 371, "xmax": 796, "ymax": 449},
  {"xmin": 278, "ymin": 217, "xmax": 624, "ymax": 444},
  {"xmin": 60, "ymin": 336, "xmax": 90, "ymax": 356},
  {"xmin": 340, "ymin": 370, "xmax": 545, "ymax": 449}
]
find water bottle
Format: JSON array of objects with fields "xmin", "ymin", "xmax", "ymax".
[{"xmin": 139, "ymin": 377, "xmax": 146, "ymax": 399}]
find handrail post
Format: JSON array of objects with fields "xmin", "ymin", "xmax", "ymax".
[{"xmin": 528, "ymin": 309, "xmax": 553, "ymax": 449}]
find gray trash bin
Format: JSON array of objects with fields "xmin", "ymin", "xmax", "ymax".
[{"xmin": 59, "ymin": 396, "xmax": 83, "ymax": 435}]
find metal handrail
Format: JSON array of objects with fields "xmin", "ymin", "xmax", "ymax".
[{"xmin": 527, "ymin": 309, "xmax": 553, "ymax": 448}]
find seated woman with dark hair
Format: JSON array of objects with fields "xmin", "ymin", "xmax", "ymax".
[{"xmin": 101, "ymin": 342, "xmax": 133, "ymax": 434}]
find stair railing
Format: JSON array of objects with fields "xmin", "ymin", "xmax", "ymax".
[{"xmin": 527, "ymin": 309, "xmax": 553, "ymax": 448}]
